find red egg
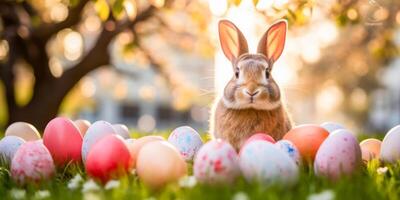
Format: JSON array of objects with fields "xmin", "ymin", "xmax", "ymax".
[
  {"xmin": 86, "ymin": 134, "xmax": 133, "ymax": 183},
  {"xmin": 283, "ymin": 124, "xmax": 329, "ymax": 163},
  {"xmin": 43, "ymin": 117, "xmax": 83, "ymax": 166}
]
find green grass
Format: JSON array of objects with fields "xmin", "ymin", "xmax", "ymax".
[{"xmin": 0, "ymin": 133, "xmax": 399, "ymax": 200}]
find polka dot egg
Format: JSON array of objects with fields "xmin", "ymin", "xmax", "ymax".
[
  {"xmin": 168, "ymin": 126, "xmax": 203, "ymax": 161},
  {"xmin": 193, "ymin": 139, "xmax": 240, "ymax": 184}
]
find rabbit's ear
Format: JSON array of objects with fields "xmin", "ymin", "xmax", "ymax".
[
  {"xmin": 218, "ymin": 20, "xmax": 249, "ymax": 62},
  {"xmin": 257, "ymin": 20, "xmax": 287, "ymax": 64}
]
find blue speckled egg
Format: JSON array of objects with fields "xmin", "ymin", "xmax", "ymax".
[
  {"xmin": 320, "ymin": 122, "xmax": 346, "ymax": 134},
  {"xmin": 168, "ymin": 126, "xmax": 203, "ymax": 161},
  {"xmin": 275, "ymin": 140, "xmax": 302, "ymax": 166}
]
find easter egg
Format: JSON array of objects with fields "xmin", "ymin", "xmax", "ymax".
[
  {"xmin": 193, "ymin": 139, "xmax": 240, "ymax": 184},
  {"xmin": 74, "ymin": 120, "xmax": 91, "ymax": 136},
  {"xmin": 86, "ymin": 135, "xmax": 133, "ymax": 183},
  {"xmin": 242, "ymin": 133, "xmax": 275, "ymax": 147},
  {"xmin": 168, "ymin": 126, "xmax": 203, "ymax": 161},
  {"xmin": 82, "ymin": 121, "xmax": 116, "ymax": 163},
  {"xmin": 283, "ymin": 124, "xmax": 329, "ymax": 162},
  {"xmin": 136, "ymin": 141, "xmax": 187, "ymax": 188},
  {"xmin": 5, "ymin": 122, "xmax": 41, "ymax": 141},
  {"xmin": 239, "ymin": 141, "xmax": 298, "ymax": 185},
  {"xmin": 43, "ymin": 117, "xmax": 83, "ymax": 166},
  {"xmin": 320, "ymin": 122, "xmax": 346, "ymax": 134},
  {"xmin": 113, "ymin": 124, "xmax": 130, "ymax": 139},
  {"xmin": 380, "ymin": 125, "xmax": 400, "ymax": 163},
  {"xmin": 360, "ymin": 138, "xmax": 381, "ymax": 162},
  {"xmin": 275, "ymin": 140, "xmax": 302, "ymax": 166},
  {"xmin": 314, "ymin": 129, "xmax": 362, "ymax": 180},
  {"xmin": 11, "ymin": 141, "xmax": 55, "ymax": 184},
  {"xmin": 125, "ymin": 135, "xmax": 164, "ymax": 168},
  {"xmin": 0, "ymin": 136, "xmax": 25, "ymax": 165}
]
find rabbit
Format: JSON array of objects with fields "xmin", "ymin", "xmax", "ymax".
[{"xmin": 210, "ymin": 19, "xmax": 293, "ymax": 150}]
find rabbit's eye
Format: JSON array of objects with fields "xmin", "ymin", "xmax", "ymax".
[
  {"xmin": 265, "ymin": 70, "xmax": 270, "ymax": 79},
  {"xmin": 235, "ymin": 71, "xmax": 239, "ymax": 78}
]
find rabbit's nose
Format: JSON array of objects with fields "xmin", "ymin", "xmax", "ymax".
[{"xmin": 245, "ymin": 90, "xmax": 260, "ymax": 97}]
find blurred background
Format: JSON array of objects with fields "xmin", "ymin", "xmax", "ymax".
[{"xmin": 0, "ymin": 0, "xmax": 399, "ymax": 134}]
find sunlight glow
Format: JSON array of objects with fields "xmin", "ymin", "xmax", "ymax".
[
  {"xmin": 316, "ymin": 83, "xmax": 344, "ymax": 114},
  {"xmin": 50, "ymin": 3, "xmax": 68, "ymax": 22},
  {"xmin": 49, "ymin": 57, "xmax": 63, "ymax": 77},
  {"xmin": 208, "ymin": 0, "xmax": 227, "ymax": 16},
  {"xmin": 0, "ymin": 40, "xmax": 9, "ymax": 60},
  {"xmin": 81, "ymin": 78, "xmax": 96, "ymax": 98},
  {"xmin": 137, "ymin": 115, "xmax": 156, "ymax": 132},
  {"xmin": 63, "ymin": 31, "xmax": 83, "ymax": 61}
]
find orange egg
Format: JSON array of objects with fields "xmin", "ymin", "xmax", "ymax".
[
  {"xmin": 136, "ymin": 141, "xmax": 187, "ymax": 189},
  {"xmin": 283, "ymin": 124, "xmax": 329, "ymax": 163},
  {"xmin": 125, "ymin": 135, "xmax": 164, "ymax": 168},
  {"xmin": 74, "ymin": 120, "xmax": 91, "ymax": 136},
  {"xmin": 5, "ymin": 122, "xmax": 41, "ymax": 141},
  {"xmin": 360, "ymin": 138, "xmax": 381, "ymax": 162}
]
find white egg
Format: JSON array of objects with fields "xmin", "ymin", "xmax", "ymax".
[
  {"xmin": 380, "ymin": 125, "xmax": 400, "ymax": 163},
  {"xmin": 320, "ymin": 122, "xmax": 346, "ymax": 134},
  {"xmin": 113, "ymin": 124, "xmax": 130, "ymax": 139},
  {"xmin": 0, "ymin": 136, "xmax": 26, "ymax": 165},
  {"xmin": 168, "ymin": 126, "xmax": 203, "ymax": 161},
  {"xmin": 193, "ymin": 139, "xmax": 240, "ymax": 184},
  {"xmin": 275, "ymin": 140, "xmax": 302, "ymax": 166},
  {"xmin": 239, "ymin": 141, "xmax": 298, "ymax": 185},
  {"xmin": 82, "ymin": 121, "xmax": 116, "ymax": 163}
]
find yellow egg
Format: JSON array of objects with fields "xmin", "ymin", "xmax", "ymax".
[
  {"xmin": 136, "ymin": 141, "xmax": 187, "ymax": 189},
  {"xmin": 125, "ymin": 135, "xmax": 164, "ymax": 168},
  {"xmin": 360, "ymin": 138, "xmax": 381, "ymax": 162},
  {"xmin": 5, "ymin": 122, "xmax": 41, "ymax": 141},
  {"xmin": 74, "ymin": 120, "xmax": 91, "ymax": 136}
]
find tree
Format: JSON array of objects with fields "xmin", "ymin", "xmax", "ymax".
[{"xmin": 0, "ymin": 0, "xmax": 211, "ymax": 130}]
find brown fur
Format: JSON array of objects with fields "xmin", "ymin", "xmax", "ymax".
[{"xmin": 211, "ymin": 100, "xmax": 292, "ymax": 150}]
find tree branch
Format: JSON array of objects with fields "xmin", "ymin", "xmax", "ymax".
[
  {"xmin": 34, "ymin": 0, "xmax": 90, "ymax": 39},
  {"xmin": 56, "ymin": 5, "xmax": 157, "ymax": 96}
]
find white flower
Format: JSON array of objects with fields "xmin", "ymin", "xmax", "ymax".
[
  {"xmin": 179, "ymin": 176, "xmax": 197, "ymax": 188},
  {"xmin": 82, "ymin": 179, "xmax": 101, "ymax": 193},
  {"xmin": 34, "ymin": 190, "xmax": 50, "ymax": 199},
  {"xmin": 307, "ymin": 190, "xmax": 335, "ymax": 200},
  {"xmin": 232, "ymin": 191, "xmax": 249, "ymax": 200},
  {"xmin": 10, "ymin": 188, "xmax": 26, "ymax": 200},
  {"xmin": 68, "ymin": 174, "xmax": 84, "ymax": 190},
  {"xmin": 104, "ymin": 180, "xmax": 120, "ymax": 190},
  {"xmin": 377, "ymin": 167, "xmax": 388, "ymax": 175},
  {"xmin": 83, "ymin": 193, "xmax": 102, "ymax": 200}
]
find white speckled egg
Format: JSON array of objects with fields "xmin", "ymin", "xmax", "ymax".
[
  {"xmin": 320, "ymin": 122, "xmax": 346, "ymax": 134},
  {"xmin": 0, "ymin": 136, "xmax": 26, "ymax": 165},
  {"xmin": 275, "ymin": 140, "xmax": 302, "ymax": 166},
  {"xmin": 314, "ymin": 129, "xmax": 361, "ymax": 180},
  {"xmin": 193, "ymin": 139, "xmax": 240, "ymax": 184},
  {"xmin": 380, "ymin": 125, "xmax": 400, "ymax": 163},
  {"xmin": 11, "ymin": 141, "xmax": 55, "ymax": 184},
  {"xmin": 82, "ymin": 121, "xmax": 116, "ymax": 163},
  {"xmin": 168, "ymin": 126, "xmax": 203, "ymax": 161},
  {"xmin": 240, "ymin": 141, "xmax": 298, "ymax": 185},
  {"xmin": 113, "ymin": 124, "xmax": 130, "ymax": 139}
]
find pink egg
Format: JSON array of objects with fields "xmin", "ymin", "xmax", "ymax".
[
  {"xmin": 11, "ymin": 141, "xmax": 55, "ymax": 184},
  {"xmin": 43, "ymin": 117, "xmax": 83, "ymax": 166},
  {"xmin": 241, "ymin": 133, "xmax": 275, "ymax": 151},
  {"xmin": 314, "ymin": 129, "xmax": 362, "ymax": 180},
  {"xmin": 193, "ymin": 139, "xmax": 240, "ymax": 184},
  {"xmin": 86, "ymin": 135, "xmax": 133, "ymax": 183}
]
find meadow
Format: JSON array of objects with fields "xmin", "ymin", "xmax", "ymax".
[{"xmin": 0, "ymin": 132, "xmax": 399, "ymax": 200}]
